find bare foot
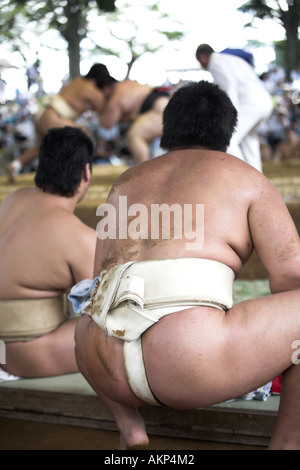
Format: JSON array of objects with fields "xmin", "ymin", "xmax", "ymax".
[
  {"xmin": 6, "ymin": 163, "xmax": 18, "ymax": 184},
  {"xmin": 119, "ymin": 435, "xmax": 149, "ymax": 450},
  {"xmin": 118, "ymin": 409, "xmax": 149, "ymax": 450}
]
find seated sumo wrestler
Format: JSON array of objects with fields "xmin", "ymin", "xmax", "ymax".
[
  {"xmin": 71, "ymin": 82, "xmax": 300, "ymax": 450},
  {"xmin": 0, "ymin": 126, "xmax": 96, "ymax": 380}
]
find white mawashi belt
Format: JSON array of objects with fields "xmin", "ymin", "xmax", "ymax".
[{"xmin": 70, "ymin": 258, "xmax": 234, "ymax": 342}]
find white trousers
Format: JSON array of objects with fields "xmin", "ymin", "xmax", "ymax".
[{"xmin": 228, "ymin": 85, "xmax": 273, "ymax": 172}]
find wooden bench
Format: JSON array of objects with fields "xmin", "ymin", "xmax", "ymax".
[{"xmin": 0, "ymin": 372, "xmax": 279, "ymax": 447}]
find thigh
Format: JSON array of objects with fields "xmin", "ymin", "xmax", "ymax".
[
  {"xmin": 220, "ymin": 294, "xmax": 297, "ymax": 390},
  {"xmin": 128, "ymin": 97, "xmax": 168, "ymax": 142},
  {"xmin": 36, "ymin": 108, "xmax": 76, "ymax": 136},
  {"xmin": 75, "ymin": 315, "xmax": 143, "ymax": 406},
  {"xmin": 143, "ymin": 289, "xmax": 300, "ymax": 408},
  {"xmin": 127, "ymin": 112, "xmax": 161, "ymax": 142},
  {"xmin": 5, "ymin": 318, "xmax": 78, "ymax": 377}
]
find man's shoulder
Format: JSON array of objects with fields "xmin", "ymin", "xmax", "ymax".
[
  {"xmin": 2, "ymin": 187, "xmax": 34, "ymax": 207},
  {"xmin": 112, "ymin": 80, "xmax": 134, "ymax": 95},
  {"xmin": 53, "ymin": 208, "xmax": 89, "ymax": 227},
  {"xmin": 108, "ymin": 165, "xmax": 136, "ymax": 195},
  {"xmin": 45, "ymin": 209, "xmax": 95, "ymax": 246},
  {"xmin": 115, "ymin": 80, "xmax": 148, "ymax": 94},
  {"xmin": 9, "ymin": 186, "xmax": 34, "ymax": 198}
]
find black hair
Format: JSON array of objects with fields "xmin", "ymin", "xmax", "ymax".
[
  {"xmin": 195, "ymin": 44, "xmax": 215, "ymax": 60},
  {"xmin": 35, "ymin": 126, "xmax": 94, "ymax": 197},
  {"xmin": 84, "ymin": 63, "xmax": 117, "ymax": 90},
  {"xmin": 160, "ymin": 81, "xmax": 238, "ymax": 152}
]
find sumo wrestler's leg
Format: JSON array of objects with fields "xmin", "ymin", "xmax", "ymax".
[
  {"xmin": 142, "ymin": 289, "xmax": 300, "ymax": 448},
  {"xmin": 35, "ymin": 108, "xmax": 76, "ymax": 136},
  {"xmin": 268, "ymin": 361, "xmax": 300, "ymax": 449},
  {"xmin": 37, "ymin": 107, "xmax": 94, "ymax": 142},
  {"xmin": 126, "ymin": 96, "xmax": 169, "ymax": 163},
  {"xmin": 219, "ymin": 292, "xmax": 300, "ymax": 450},
  {"xmin": 3, "ymin": 318, "xmax": 78, "ymax": 377},
  {"xmin": 74, "ymin": 315, "xmax": 149, "ymax": 450},
  {"xmin": 7, "ymin": 108, "xmax": 92, "ymax": 181},
  {"xmin": 7, "ymin": 145, "xmax": 41, "ymax": 183},
  {"xmin": 6, "ymin": 108, "xmax": 75, "ymax": 181}
]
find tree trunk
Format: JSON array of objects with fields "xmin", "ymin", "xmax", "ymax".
[
  {"xmin": 64, "ymin": 0, "xmax": 83, "ymax": 79},
  {"xmin": 68, "ymin": 33, "xmax": 81, "ymax": 79},
  {"xmin": 281, "ymin": 1, "xmax": 300, "ymax": 80}
]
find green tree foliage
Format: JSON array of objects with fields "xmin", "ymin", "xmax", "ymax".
[
  {"xmin": 238, "ymin": 0, "xmax": 300, "ymax": 78},
  {"xmin": 0, "ymin": 0, "xmax": 183, "ymax": 83},
  {"xmin": 0, "ymin": 0, "xmax": 115, "ymax": 79},
  {"xmin": 92, "ymin": 2, "xmax": 184, "ymax": 78}
]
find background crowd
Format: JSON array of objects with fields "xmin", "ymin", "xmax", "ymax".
[{"xmin": 0, "ymin": 60, "xmax": 299, "ymax": 177}]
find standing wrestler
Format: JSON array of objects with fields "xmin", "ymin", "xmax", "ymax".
[
  {"xmin": 72, "ymin": 81, "xmax": 300, "ymax": 450},
  {"xmin": 7, "ymin": 64, "xmax": 105, "ymax": 181},
  {"xmin": 92, "ymin": 64, "xmax": 170, "ymax": 163}
]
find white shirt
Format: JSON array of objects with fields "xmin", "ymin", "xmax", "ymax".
[{"xmin": 208, "ymin": 52, "xmax": 267, "ymax": 111}]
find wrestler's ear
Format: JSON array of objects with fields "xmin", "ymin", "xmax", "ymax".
[{"xmin": 83, "ymin": 163, "xmax": 91, "ymax": 183}]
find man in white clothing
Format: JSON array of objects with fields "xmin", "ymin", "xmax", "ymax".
[{"xmin": 196, "ymin": 44, "xmax": 273, "ymax": 172}]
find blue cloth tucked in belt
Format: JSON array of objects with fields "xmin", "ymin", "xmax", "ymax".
[{"xmin": 68, "ymin": 278, "xmax": 99, "ymax": 315}]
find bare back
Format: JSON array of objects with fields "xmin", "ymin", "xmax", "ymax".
[
  {"xmin": 60, "ymin": 76, "xmax": 104, "ymax": 115},
  {"xmin": 96, "ymin": 150, "xmax": 300, "ymax": 292},
  {"xmin": 100, "ymin": 81, "xmax": 153, "ymax": 128},
  {"xmin": 0, "ymin": 188, "xmax": 96, "ymax": 300}
]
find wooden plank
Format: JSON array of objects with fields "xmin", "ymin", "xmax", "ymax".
[{"xmin": 0, "ymin": 386, "xmax": 278, "ymax": 446}]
